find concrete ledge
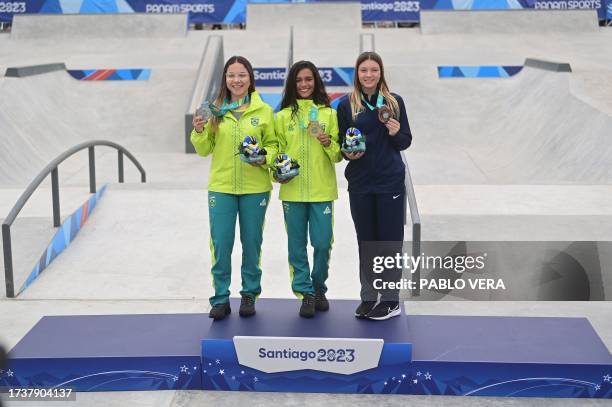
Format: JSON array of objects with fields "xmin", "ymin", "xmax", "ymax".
[
  {"xmin": 5, "ymin": 63, "xmax": 66, "ymax": 78},
  {"xmin": 10, "ymin": 14, "xmax": 188, "ymax": 40},
  {"xmin": 420, "ymin": 10, "xmax": 599, "ymax": 35},
  {"xmin": 525, "ymin": 58, "xmax": 572, "ymax": 72}
]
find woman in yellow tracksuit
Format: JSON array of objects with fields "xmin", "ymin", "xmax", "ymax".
[
  {"xmin": 191, "ymin": 56, "xmax": 277, "ymax": 321},
  {"xmin": 274, "ymin": 60, "xmax": 342, "ymax": 318}
]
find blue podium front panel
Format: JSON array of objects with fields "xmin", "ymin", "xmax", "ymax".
[
  {"xmin": 201, "ymin": 299, "xmax": 611, "ymax": 398},
  {"xmin": 400, "ymin": 315, "xmax": 612, "ymax": 398},
  {"xmin": 201, "ymin": 299, "xmax": 412, "ymax": 393},
  {"xmin": 3, "ymin": 299, "xmax": 611, "ymax": 398},
  {"xmin": 4, "ymin": 314, "xmax": 208, "ymax": 391}
]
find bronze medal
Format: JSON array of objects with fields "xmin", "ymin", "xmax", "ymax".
[{"xmin": 378, "ymin": 105, "xmax": 393, "ymax": 124}]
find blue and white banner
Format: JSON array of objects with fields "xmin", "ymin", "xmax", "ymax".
[
  {"xmin": 420, "ymin": 0, "xmax": 606, "ymax": 20},
  {"xmin": 0, "ymin": 0, "xmax": 247, "ymax": 23},
  {"xmin": 1, "ymin": 0, "xmax": 608, "ymax": 26},
  {"xmin": 254, "ymin": 67, "xmax": 354, "ymax": 87},
  {"xmin": 534, "ymin": 0, "xmax": 607, "ymax": 20},
  {"xmin": 361, "ymin": 0, "xmax": 420, "ymax": 22}
]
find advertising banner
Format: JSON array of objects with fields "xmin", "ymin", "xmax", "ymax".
[
  {"xmin": 1, "ymin": 0, "xmax": 608, "ymax": 24},
  {"xmin": 420, "ymin": 0, "xmax": 606, "ymax": 20},
  {"xmin": 254, "ymin": 67, "xmax": 354, "ymax": 87},
  {"xmin": 361, "ymin": 0, "xmax": 420, "ymax": 22},
  {"xmin": 0, "ymin": 0, "xmax": 246, "ymax": 24}
]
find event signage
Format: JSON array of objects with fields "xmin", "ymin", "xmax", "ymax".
[
  {"xmin": 233, "ymin": 336, "xmax": 384, "ymax": 375},
  {"xmin": 254, "ymin": 67, "xmax": 354, "ymax": 87},
  {"xmin": 361, "ymin": 0, "xmax": 420, "ymax": 22},
  {"xmin": 1, "ymin": 0, "xmax": 609, "ymax": 23}
]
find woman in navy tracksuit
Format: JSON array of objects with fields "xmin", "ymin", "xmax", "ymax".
[{"xmin": 336, "ymin": 51, "xmax": 412, "ymax": 321}]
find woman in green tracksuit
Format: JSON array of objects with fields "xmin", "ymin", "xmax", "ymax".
[
  {"xmin": 274, "ymin": 60, "xmax": 342, "ymax": 318},
  {"xmin": 191, "ymin": 56, "xmax": 278, "ymax": 321}
]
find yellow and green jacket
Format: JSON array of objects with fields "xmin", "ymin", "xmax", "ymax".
[
  {"xmin": 275, "ymin": 99, "xmax": 342, "ymax": 202},
  {"xmin": 191, "ymin": 91, "xmax": 278, "ymax": 194}
]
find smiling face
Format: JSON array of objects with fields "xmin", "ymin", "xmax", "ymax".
[
  {"xmin": 357, "ymin": 59, "xmax": 381, "ymax": 94},
  {"xmin": 225, "ymin": 62, "xmax": 250, "ymax": 101},
  {"xmin": 296, "ymin": 68, "xmax": 315, "ymax": 99}
]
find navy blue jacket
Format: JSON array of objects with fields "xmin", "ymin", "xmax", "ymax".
[{"xmin": 337, "ymin": 92, "xmax": 412, "ymax": 194}]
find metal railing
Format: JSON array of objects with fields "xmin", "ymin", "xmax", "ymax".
[
  {"xmin": 401, "ymin": 152, "xmax": 421, "ymax": 297},
  {"xmin": 2, "ymin": 140, "xmax": 146, "ymax": 298},
  {"xmin": 185, "ymin": 35, "xmax": 224, "ymax": 153}
]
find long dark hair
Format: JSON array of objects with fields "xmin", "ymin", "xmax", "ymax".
[
  {"xmin": 211, "ymin": 56, "xmax": 256, "ymax": 129},
  {"xmin": 281, "ymin": 60, "xmax": 330, "ymax": 120},
  {"xmin": 349, "ymin": 52, "xmax": 398, "ymax": 121}
]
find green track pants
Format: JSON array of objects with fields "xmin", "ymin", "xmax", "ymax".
[
  {"xmin": 282, "ymin": 201, "xmax": 334, "ymax": 297},
  {"xmin": 208, "ymin": 191, "xmax": 270, "ymax": 305}
]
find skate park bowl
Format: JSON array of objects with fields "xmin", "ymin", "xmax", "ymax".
[{"xmin": 0, "ymin": 5, "xmax": 612, "ymax": 404}]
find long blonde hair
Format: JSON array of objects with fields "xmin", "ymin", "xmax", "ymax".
[{"xmin": 349, "ymin": 52, "xmax": 399, "ymax": 121}]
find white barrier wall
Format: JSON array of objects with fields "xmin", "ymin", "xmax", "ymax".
[
  {"xmin": 10, "ymin": 14, "xmax": 189, "ymax": 40},
  {"xmin": 420, "ymin": 9, "xmax": 599, "ymax": 35}
]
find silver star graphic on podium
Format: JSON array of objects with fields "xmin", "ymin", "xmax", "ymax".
[
  {"xmin": 180, "ymin": 365, "xmax": 188, "ymax": 373},
  {"xmin": 416, "ymin": 371, "xmax": 422, "ymax": 376},
  {"xmin": 173, "ymin": 376, "xmax": 178, "ymax": 382},
  {"xmin": 215, "ymin": 359, "xmax": 221, "ymax": 365},
  {"xmin": 193, "ymin": 366, "xmax": 198, "ymax": 370},
  {"xmin": 401, "ymin": 374, "xmax": 406, "ymax": 379},
  {"xmin": 219, "ymin": 369, "xmax": 225, "ymax": 375},
  {"xmin": 424, "ymin": 372, "xmax": 432, "ymax": 380},
  {"xmin": 241, "ymin": 371, "xmax": 245, "ymax": 375},
  {"xmin": 384, "ymin": 382, "xmax": 388, "ymax": 386},
  {"xmin": 7, "ymin": 370, "xmax": 13, "ymax": 377},
  {"xmin": 604, "ymin": 374, "xmax": 611, "ymax": 382},
  {"xmin": 392, "ymin": 377, "xmax": 396, "ymax": 381},
  {"xmin": 595, "ymin": 385, "xmax": 601, "ymax": 391},
  {"xmin": 398, "ymin": 380, "xmax": 402, "ymax": 384},
  {"xmin": 254, "ymin": 377, "xmax": 258, "ymax": 382},
  {"xmin": 203, "ymin": 370, "xmax": 207, "ymax": 374},
  {"xmin": 413, "ymin": 379, "xmax": 418, "ymax": 384}
]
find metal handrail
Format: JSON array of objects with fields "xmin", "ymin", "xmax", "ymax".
[
  {"xmin": 2, "ymin": 140, "xmax": 146, "ymax": 298},
  {"xmin": 185, "ymin": 35, "xmax": 224, "ymax": 153},
  {"xmin": 401, "ymin": 152, "xmax": 421, "ymax": 297}
]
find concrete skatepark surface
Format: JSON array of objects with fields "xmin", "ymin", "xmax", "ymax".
[{"xmin": 1, "ymin": 7, "xmax": 612, "ymax": 406}]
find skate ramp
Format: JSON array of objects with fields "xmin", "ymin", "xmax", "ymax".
[
  {"xmin": 0, "ymin": 68, "xmax": 194, "ymax": 186},
  {"xmin": 387, "ymin": 64, "xmax": 612, "ymax": 184},
  {"xmin": 420, "ymin": 10, "xmax": 599, "ymax": 35},
  {"xmin": 10, "ymin": 14, "xmax": 189, "ymax": 40},
  {"xmin": 247, "ymin": 2, "xmax": 361, "ymax": 30}
]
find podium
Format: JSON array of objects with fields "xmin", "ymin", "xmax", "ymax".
[{"xmin": 2, "ymin": 299, "xmax": 611, "ymax": 398}]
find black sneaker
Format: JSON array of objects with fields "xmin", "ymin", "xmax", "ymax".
[
  {"xmin": 354, "ymin": 301, "xmax": 377, "ymax": 319},
  {"xmin": 239, "ymin": 295, "xmax": 256, "ymax": 317},
  {"xmin": 365, "ymin": 301, "xmax": 400, "ymax": 321},
  {"xmin": 299, "ymin": 294, "xmax": 315, "ymax": 318},
  {"xmin": 209, "ymin": 303, "xmax": 231, "ymax": 320},
  {"xmin": 314, "ymin": 290, "xmax": 329, "ymax": 311}
]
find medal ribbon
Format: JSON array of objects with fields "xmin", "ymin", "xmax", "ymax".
[
  {"xmin": 210, "ymin": 95, "xmax": 250, "ymax": 117},
  {"xmin": 299, "ymin": 105, "xmax": 319, "ymax": 130},
  {"xmin": 362, "ymin": 93, "xmax": 384, "ymax": 111}
]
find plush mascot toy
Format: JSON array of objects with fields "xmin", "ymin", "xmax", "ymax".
[
  {"xmin": 273, "ymin": 153, "xmax": 300, "ymax": 181},
  {"xmin": 341, "ymin": 127, "xmax": 366, "ymax": 154},
  {"xmin": 238, "ymin": 135, "xmax": 267, "ymax": 164}
]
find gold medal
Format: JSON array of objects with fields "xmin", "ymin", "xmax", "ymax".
[{"xmin": 308, "ymin": 121, "xmax": 321, "ymax": 137}]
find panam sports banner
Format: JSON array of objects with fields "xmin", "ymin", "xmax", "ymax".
[{"xmin": 1, "ymin": 0, "xmax": 608, "ymax": 25}]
